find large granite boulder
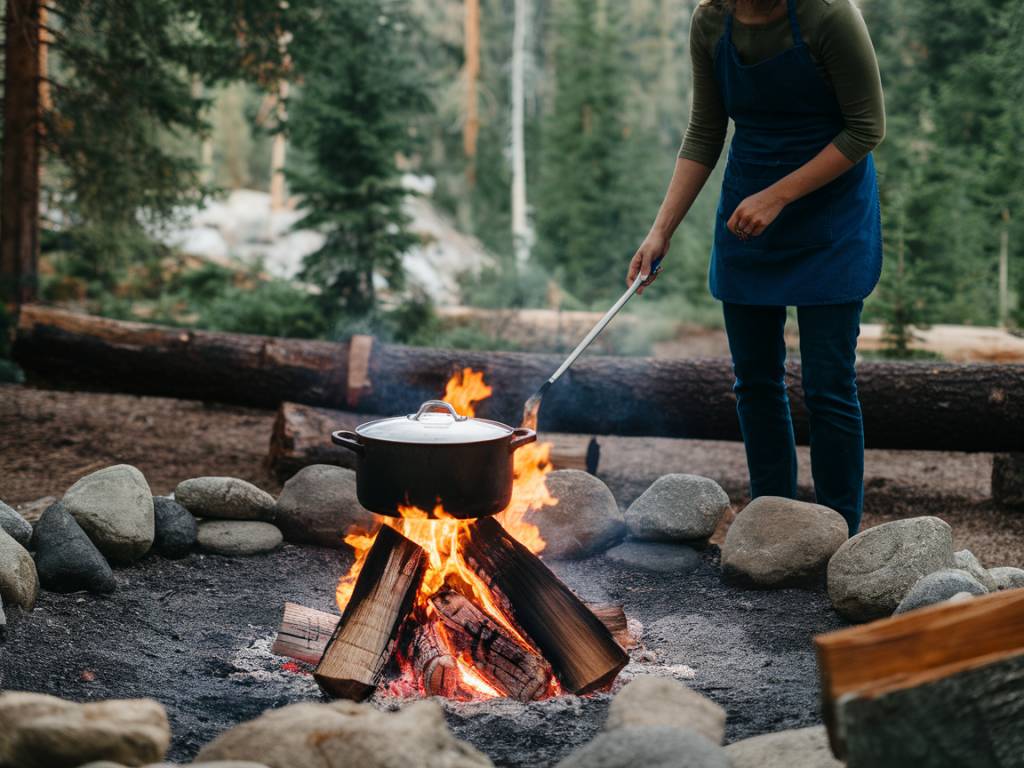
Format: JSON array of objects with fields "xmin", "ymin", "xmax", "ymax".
[
  {"xmin": 0, "ymin": 527, "xmax": 38, "ymax": 610},
  {"xmin": 721, "ymin": 497, "xmax": 847, "ymax": 588},
  {"xmin": 725, "ymin": 726, "xmax": 842, "ymax": 768},
  {"xmin": 526, "ymin": 470, "xmax": 625, "ymax": 559},
  {"xmin": 152, "ymin": 497, "xmax": 198, "ymax": 558},
  {"xmin": 827, "ymin": 516, "xmax": 955, "ymax": 622},
  {"xmin": 174, "ymin": 477, "xmax": 276, "ymax": 522},
  {"xmin": 555, "ymin": 726, "xmax": 729, "ymax": 768},
  {"xmin": 63, "ymin": 465, "xmax": 155, "ymax": 563},
  {"xmin": 894, "ymin": 568, "xmax": 989, "ymax": 614},
  {"xmin": 195, "ymin": 700, "xmax": 493, "ymax": 767},
  {"xmin": 605, "ymin": 676, "xmax": 725, "ymax": 744},
  {"xmin": 274, "ymin": 465, "xmax": 379, "ymax": 548},
  {"xmin": 32, "ymin": 501, "xmax": 115, "ymax": 594},
  {"xmin": 0, "ymin": 500, "xmax": 32, "ymax": 548},
  {"xmin": 625, "ymin": 474, "xmax": 730, "ymax": 544}
]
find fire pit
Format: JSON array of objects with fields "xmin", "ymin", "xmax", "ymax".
[{"xmin": 274, "ymin": 369, "xmax": 629, "ymax": 702}]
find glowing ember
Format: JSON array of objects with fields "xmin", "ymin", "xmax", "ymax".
[{"xmin": 335, "ymin": 368, "xmax": 561, "ymax": 700}]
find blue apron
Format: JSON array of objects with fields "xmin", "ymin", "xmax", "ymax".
[{"xmin": 708, "ymin": 0, "xmax": 882, "ymax": 306}]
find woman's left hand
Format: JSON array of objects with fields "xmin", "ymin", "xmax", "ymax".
[{"xmin": 727, "ymin": 188, "xmax": 788, "ymax": 240}]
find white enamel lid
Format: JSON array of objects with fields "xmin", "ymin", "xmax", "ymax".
[{"xmin": 356, "ymin": 400, "xmax": 512, "ymax": 444}]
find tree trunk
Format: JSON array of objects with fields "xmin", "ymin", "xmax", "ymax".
[
  {"xmin": 1, "ymin": 0, "xmax": 41, "ymax": 310},
  {"xmin": 14, "ymin": 305, "xmax": 1024, "ymax": 452},
  {"xmin": 510, "ymin": 0, "xmax": 531, "ymax": 265}
]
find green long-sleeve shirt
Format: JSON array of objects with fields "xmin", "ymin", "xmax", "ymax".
[{"xmin": 679, "ymin": 0, "xmax": 885, "ymax": 168}]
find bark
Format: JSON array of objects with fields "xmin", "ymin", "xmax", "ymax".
[
  {"xmin": 14, "ymin": 305, "xmax": 1024, "ymax": 452},
  {"xmin": 406, "ymin": 620, "xmax": 461, "ymax": 698}
]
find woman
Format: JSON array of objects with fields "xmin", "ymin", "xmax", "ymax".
[{"xmin": 628, "ymin": 0, "xmax": 885, "ymax": 535}]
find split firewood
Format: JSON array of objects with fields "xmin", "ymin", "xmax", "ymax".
[
  {"xmin": 406, "ymin": 620, "xmax": 462, "ymax": 699},
  {"xmin": 430, "ymin": 585, "xmax": 553, "ymax": 702},
  {"xmin": 585, "ymin": 603, "xmax": 639, "ymax": 651},
  {"xmin": 271, "ymin": 602, "xmax": 340, "ymax": 665}
]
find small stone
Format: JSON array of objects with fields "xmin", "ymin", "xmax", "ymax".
[
  {"xmin": 625, "ymin": 474, "xmax": 730, "ymax": 543},
  {"xmin": 605, "ymin": 541, "xmax": 700, "ymax": 573},
  {"xmin": 14, "ymin": 496, "xmax": 57, "ymax": 526},
  {"xmin": 894, "ymin": 568, "xmax": 989, "ymax": 614},
  {"xmin": 32, "ymin": 502, "xmax": 115, "ymax": 594},
  {"xmin": 989, "ymin": 566, "xmax": 1024, "ymax": 591},
  {"xmin": 195, "ymin": 700, "xmax": 492, "ymax": 767},
  {"xmin": 722, "ymin": 497, "xmax": 848, "ymax": 588},
  {"xmin": 197, "ymin": 521, "xmax": 283, "ymax": 556},
  {"xmin": 0, "ymin": 692, "xmax": 170, "ymax": 768},
  {"xmin": 274, "ymin": 465, "xmax": 379, "ymax": 547},
  {"xmin": 63, "ymin": 465, "xmax": 155, "ymax": 563},
  {"xmin": 946, "ymin": 591, "xmax": 976, "ymax": 605},
  {"xmin": 175, "ymin": 477, "xmax": 276, "ymax": 522},
  {"xmin": 525, "ymin": 470, "xmax": 625, "ymax": 559},
  {"xmin": 0, "ymin": 527, "xmax": 38, "ymax": 610},
  {"xmin": 152, "ymin": 497, "xmax": 198, "ymax": 558},
  {"xmin": 0, "ymin": 500, "xmax": 33, "ymax": 548},
  {"xmin": 953, "ymin": 549, "xmax": 996, "ymax": 592},
  {"xmin": 556, "ymin": 726, "xmax": 729, "ymax": 768},
  {"xmin": 725, "ymin": 726, "xmax": 842, "ymax": 768},
  {"xmin": 827, "ymin": 516, "xmax": 955, "ymax": 622},
  {"xmin": 605, "ymin": 676, "xmax": 726, "ymax": 744}
]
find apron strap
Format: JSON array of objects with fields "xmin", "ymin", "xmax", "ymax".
[
  {"xmin": 724, "ymin": 6, "xmax": 734, "ymax": 42},
  {"xmin": 786, "ymin": 0, "xmax": 804, "ymax": 46}
]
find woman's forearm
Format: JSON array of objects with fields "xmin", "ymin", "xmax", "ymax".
[
  {"xmin": 771, "ymin": 142, "xmax": 855, "ymax": 205},
  {"xmin": 650, "ymin": 158, "xmax": 715, "ymax": 238}
]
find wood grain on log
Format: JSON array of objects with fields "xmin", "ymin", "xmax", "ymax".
[
  {"xmin": 406, "ymin": 620, "xmax": 462, "ymax": 698},
  {"xmin": 314, "ymin": 526, "xmax": 426, "ymax": 700},
  {"xmin": 271, "ymin": 602, "xmax": 339, "ymax": 666},
  {"xmin": 15, "ymin": 305, "xmax": 1024, "ymax": 451}
]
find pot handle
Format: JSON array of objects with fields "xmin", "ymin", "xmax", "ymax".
[
  {"xmin": 409, "ymin": 400, "xmax": 467, "ymax": 422},
  {"xmin": 509, "ymin": 427, "xmax": 537, "ymax": 452},
  {"xmin": 331, "ymin": 430, "xmax": 364, "ymax": 456}
]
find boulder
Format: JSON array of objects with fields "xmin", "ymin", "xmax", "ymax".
[
  {"xmin": 989, "ymin": 566, "xmax": 1024, "ymax": 591},
  {"xmin": 605, "ymin": 676, "xmax": 725, "ymax": 744},
  {"xmin": 0, "ymin": 527, "xmax": 38, "ymax": 610},
  {"xmin": 0, "ymin": 692, "xmax": 170, "ymax": 768},
  {"xmin": 63, "ymin": 465, "xmax": 155, "ymax": 563},
  {"xmin": 152, "ymin": 497, "xmax": 198, "ymax": 558},
  {"xmin": 32, "ymin": 501, "xmax": 115, "ymax": 594},
  {"xmin": 721, "ymin": 497, "xmax": 848, "ymax": 588},
  {"xmin": 827, "ymin": 516, "xmax": 955, "ymax": 622},
  {"xmin": 555, "ymin": 726, "xmax": 729, "ymax": 768},
  {"xmin": 725, "ymin": 726, "xmax": 842, "ymax": 768},
  {"xmin": 953, "ymin": 549, "xmax": 996, "ymax": 592},
  {"xmin": 894, "ymin": 568, "xmax": 989, "ymax": 614},
  {"xmin": 605, "ymin": 541, "xmax": 700, "ymax": 574},
  {"xmin": 274, "ymin": 465, "xmax": 379, "ymax": 547},
  {"xmin": 625, "ymin": 474, "xmax": 730, "ymax": 543},
  {"xmin": 195, "ymin": 699, "xmax": 493, "ymax": 768},
  {"xmin": 197, "ymin": 521, "xmax": 283, "ymax": 556},
  {"xmin": 174, "ymin": 477, "xmax": 276, "ymax": 522},
  {"xmin": 525, "ymin": 470, "xmax": 625, "ymax": 559},
  {"xmin": 0, "ymin": 500, "xmax": 33, "ymax": 547}
]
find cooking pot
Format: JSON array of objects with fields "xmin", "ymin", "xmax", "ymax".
[{"xmin": 331, "ymin": 400, "xmax": 536, "ymax": 519}]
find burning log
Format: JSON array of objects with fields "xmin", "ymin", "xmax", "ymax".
[
  {"xmin": 587, "ymin": 603, "xmax": 638, "ymax": 651},
  {"xmin": 430, "ymin": 585, "xmax": 553, "ymax": 701},
  {"xmin": 406, "ymin": 621, "xmax": 461, "ymax": 698},
  {"xmin": 314, "ymin": 526, "xmax": 427, "ymax": 700},
  {"xmin": 14, "ymin": 304, "xmax": 1024, "ymax": 451},
  {"xmin": 267, "ymin": 401, "xmax": 599, "ymax": 482},
  {"xmin": 459, "ymin": 517, "xmax": 629, "ymax": 694}
]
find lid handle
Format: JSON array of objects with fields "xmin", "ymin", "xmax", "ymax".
[{"xmin": 409, "ymin": 400, "xmax": 467, "ymax": 422}]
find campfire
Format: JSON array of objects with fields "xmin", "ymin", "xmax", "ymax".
[{"xmin": 273, "ymin": 369, "xmax": 629, "ymax": 702}]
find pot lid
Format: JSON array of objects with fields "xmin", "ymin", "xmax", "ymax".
[{"xmin": 356, "ymin": 400, "xmax": 513, "ymax": 444}]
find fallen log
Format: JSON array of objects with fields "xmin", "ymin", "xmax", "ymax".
[
  {"xmin": 267, "ymin": 401, "xmax": 599, "ymax": 481},
  {"xmin": 459, "ymin": 517, "xmax": 629, "ymax": 694},
  {"xmin": 815, "ymin": 589, "xmax": 1024, "ymax": 765},
  {"xmin": 15, "ymin": 304, "xmax": 1024, "ymax": 451},
  {"xmin": 314, "ymin": 526, "xmax": 427, "ymax": 700}
]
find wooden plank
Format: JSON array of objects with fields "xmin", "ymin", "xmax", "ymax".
[
  {"xmin": 270, "ymin": 602, "xmax": 339, "ymax": 665},
  {"xmin": 313, "ymin": 526, "xmax": 427, "ymax": 700}
]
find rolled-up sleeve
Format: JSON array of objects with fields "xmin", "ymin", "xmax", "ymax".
[{"xmin": 679, "ymin": 8, "xmax": 728, "ymax": 168}]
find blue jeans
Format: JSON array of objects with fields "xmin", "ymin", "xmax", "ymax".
[{"xmin": 722, "ymin": 302, "xmax": 864, "ymax": 535}]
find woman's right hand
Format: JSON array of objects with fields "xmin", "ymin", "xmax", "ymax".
[{"xmin": 627, "ymin": 230, "xmax": 670, "ymax": 295}]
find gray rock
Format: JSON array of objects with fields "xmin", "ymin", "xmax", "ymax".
[
  {"xmin": 175, "ymin": 477, "xmax": 276, "ymax": 522},
  {"xmin": 32, "ymin": 502, "xmax": 115, "ymax": 594},
  {"xmin": 525, "ymin": 470, "xmax": 625, "ymax": 559},
  {"xmin": 63, "ymin": 465, "xmax": 154, "ymax": 563},
  {"xmin": 274, "ymin": 465, "xmax": 379, "ymax": 547},
  {"xmin": 625, "ymin": 474, "xmax": 730, "ymax": 543},
  {"xmin": 605, "ymin": 541, "xmax": 700, "ymax": 573},
  {"xmin": 605, "ymin": 676, "xmax": 726, "ymax": 744},
  {"xmin": 195, "ymin": 700, "xmax": 493, "ymax": 767},
  {"xmin": 989, "ymin": 566, "xmax": 1024, "ymax": 591},
  {"xmin": 0, "ymin": 527, "xmax": 38, "ymax": 610},
  {"xmin": 945, "ymin": 591, "xmax": 976, "ymax": 605},
  {"xmin": 556, "ymin": 726, "xmax": 729, "ymax": 768},
  {"xmin": 894, "ymin": 568, "xmax": 989, "ymax": 614},
  {"xmin": 722, "ymin": 497, "xmax": 848, "ymax": 588},
  {"xmin": 0, "ymin": 500, "xmax": 32, "ymax": 548},
  {"xmin": 953, "ymin": 549, "xmax": 996, "ymax": 592},
  {"xmin": 152, "ymin": 497, "xmax": 198, "ymax": 558},
  {"xmin": 827, "ymin": 516, "xmax": 955, "ymax": 622},
  {"xmin": 725, "ymin": 726, "xmax": 842, "ymax": 768},
  {"xmin": 197, "ymin": 521, "xmax": 283, "ymax": 556}
]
